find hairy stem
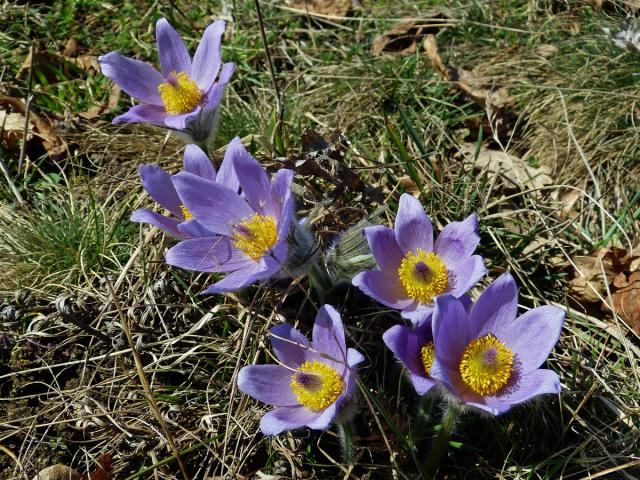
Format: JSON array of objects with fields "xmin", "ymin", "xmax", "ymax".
[{"xmin": 423, "ymin": 405, "xmax": 459, "ymax": 478}]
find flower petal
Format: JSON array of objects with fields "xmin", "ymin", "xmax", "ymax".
[
  {"xmin": 204, "ymin": 62, "xmax": 235, "ymax": 109},
  {"xmin": 156, "ymin": 18, "xmax": 191, "ymax": 76},
  {"xmin": 447, "ymin": 255, "xmax": 487, "ymax": 297},
  {"xmin": 432, "ymin": 295, "xmax": 472, "ymax": 371},
  {"xmin": 363, "ymin": 225, "xmax": 404, "ymax": 272},
  {"xmin": 172, "ymin": 171, "xmax": 253, "ymax": 236},
  {"xmin": 177, "ymin": 219, "xmax": 215, "ymax": 238},
  {"xmin": 306, "ymin": 402, "xmax": 338, "ymax": 431},
  {"xmin": 472, "ymin": 272, "xmax": 519, "ymax": 339},
  {"xmin": 228, "ymin": 137, "xmax": 270, "ymax": 214},
  {"xmin": 199, "ymin": 264, "xmax": 259, "ymax": 294},
  {"xmin": 352, "ymin": 270, "xmax": 412, "ymax": 310},
  {"xmin": 217, "ymin": 144, "xmax": 240, "ymax": 193},
  {"xmin": 383, "ymin": 324, "xmax": 425, "ymax": 378},
  {"xmin": 112, "ymin": 104, "xmax": 168, "ymax": 125},
  {"xmin": 266, "ymin": 168, "xmax": 294, "ymax": 223},
  {"xmin": 400, "ymin": 304, "xmax": 434, "ymax": 324},
  {"xmin": 259, "ymin": 406, "xmax": 319, "ymax": 436},
  {"xmin": 494, "ymin": 368, "xmax": 561, "ymax": 405},
  {"xmin": 394, "ymin": 193, "xmax": 433, "ymax": 254},
  {"xmin": 163, "ymin": 108, "xmax": 201, "ymax": 130},
  {"xmin": 165, "ymin": 236, "xmax": 251, "ymax": 273},
  {"xmin": 183, "ymin": 144, "xmax": 216, "ymax": 181},
  {"xmin": 99, "ymin": 52, "xmax": 163, "ymax": 105},
  {"xmin": 434, "ymin": 213, "xmax": 480, "ymax": 268},
  {"xmin": 191, "ymin": 20, "xmax": 225, "ymax": 92},
  {"xmin": 497, "ymin": 306, "xmax": 565, "ymax": 373},
  {"xmin": 270, "ymin": 323, "xmax": 312, "ymax": 369},
  {"xmin": 130, "ymin": 209, "xmax": 184, "ymax": 238},
  {"xmin": 347, "ymin": 348, "xmax": 364, "ymax": 368},
  {"xmin": 237, "ymin": 365, "xmax": 299, "ymax": 406},
  {"xmin": 312, "ymin": 305, "xmax": 348, "ymax": 373},
  {"xmin": 139, "ymin": 165, "xmax": 182, "ymax": 217}
]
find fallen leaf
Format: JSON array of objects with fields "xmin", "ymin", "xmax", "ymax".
[
  {"xmin": 287, "ymin": 0, "xmax": 351, "ymax": 17},
  {"xmin": 611, "ymin": 272, "xmax": 640, "ymax": 333},
  {"xmin": 78, "ymin": 84, "xmax": 121, "ymax": 120},
  {"xmin": 372, "ymin": 17, "xmax": 447, "ymax": 56},
  {"xmin": 32, "ymin": 465, "xmax": 82, "ymax": 480},
  {"xmin": 83, "ymin": 453, "xmax": 112, "ymax": 480},
  {"xmin": 459, "ymin": 144, "xmax": 553, "ymax": 191}
]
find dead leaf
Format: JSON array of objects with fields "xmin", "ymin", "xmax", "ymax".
[
  {"xmin": 611, "ymin": 272, "xmax": 640, "ymax": 333},
  {"xmin": 83, "ymin": 454, "xmax": 112, "ymax": 480},
  {"xmin": 537, "ymin": 44, "xmax": 559, "ymax": 58},
  {"xmin": 0, "ymin": 94, "xmax": 66, "ymax": 158},
  {"xmin": 32, "ymin": 465, "xmax": 82, "ymax": 480},
  {"xmin": 287, "ymin": 0, "xmax": 351, "ymax": 17},
  {"xmin": 459, "ymin": 144, "xmax": 553, "ymax": 191},
  {"xmin": 78, "ymin": 84, "xmax": 121, "ymax": 120},
  {"xmin": 372, "ymin": 18, "xmax": 447, "ymax": 56}
]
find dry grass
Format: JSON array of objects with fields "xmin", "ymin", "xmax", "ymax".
[{"xmin": 1, "ymin": 0, "xmax": 639, "ymax": 479}]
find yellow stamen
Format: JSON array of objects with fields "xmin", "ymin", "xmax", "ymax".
[
  {"xmin": 459, "ymin": 334, "xmax": 514, "ymax": 396},
  {"xmin": 180, "ymin": 204, "xmax": 193, "ymax": 220},
  {"xmin": 290, "ymin": 360, "xmax": 344, "ymax": 412},
  {"xmin": 420, "ymin": 341, "xmax": 435, "ymax": 375},
  {"xmin": 232, "ymin": 213, "xmax": 278, "ymax": 261},
  {"xmin": 157, "ymin": 71, "xmax": 202, "ymax": 114},
  {"xmin": 397, "ymin": 248, "xmax": 448, "ymax": 304}
]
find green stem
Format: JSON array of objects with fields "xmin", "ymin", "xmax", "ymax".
[
  {"xmin": 338, "ymin": 421, "xmax": 356, "ymax": 465},
  {"xmin": 423, "ymin": 406, "xmax": 459, "ymax": 478},
  {"xmin": 308, "ymin": 260, "xmax": 332, "ymax": 300}
]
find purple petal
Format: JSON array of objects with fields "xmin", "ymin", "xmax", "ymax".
[
  {"xmin": 217, "ymin": 145, "xmax": 240, "ymax": 193},
  {"xmin": 237, "ymin": 365, "xmax": 299, "ymax": 406},
  {"xmin": 494, "ymin": 369, "xmax": 561, "ymax": 405},
  {"xmin": 363, "ymin": 225, "xmax": 403, "ymax": 272},
  {"xmin": 130, "ymin": 209, "xmax": 184, "ymax": 238},
  {"xmin": 204, "ymin": 62, "xmax": 235, "ymax": 109},
  {"xmin": 432, "ymin": 295, "xmax": 472, "ymax": 371},
  {"xmin": 434, "ymin": 213, "xmax": 480, "ymax": 269},
  {"xmin": 191, "ymin": 20, "xmax": 225, "ymax": 92},
  {"xmin": 139, "ymin": 165, "xmax": 182, "ymax": 217},
  {"xmin": 112, "ymin": 104, "xmax": 168, "ymax": 125},
  {"xmin": 306, "ymin": 402, "xmax": 338, "ymax": 430},
  {"xmin": 228, "ymin": 137, "xmax": 270, "ymax": 214},
  {"xmin": 472, "ymin": 272, "xmax": 519, "ymax": 339},
  {"xmin": 447, "ymin": 255, "xmax": 487, "ymax": 297},
  {"xmin": 270, "ymin": 323, "xmax": 312, "ymax": 369},
  {"xmin": 312, "ymin": 305, "xmax": 348, "ymax": 374},
  {"xmin": 177, "ymin": 219, "xmax": 214, "ymax": 238},
  {"xmin": 99, "ymin": 52, "xmax": 163, "ymax": 105},
  {"xmin": 259, "ymin": 406, "xmax": 319, "ymax": 435},
  {"xmin": 383, "ymin": 324, "xmax": 425, "ymax": 378},
  {"xmin": 266, "ymin": 168, "xmax": 294, "ymax": 222},
  {"xmin": 165, "ymin": 236, "xmax": 252, "ymax": 273},
  {"xmin": 347, "ymin": 348, "xmax": 364, "ymax": 368},
  {"xmin": 497, "ymin": 306, "xmax": 565, "ymax": 374},
  {"xmin": 163, "ymin": 108, "xmax": 201, "ymax": 130},
  {"xmin": 400, "ymin": 303, "xmax": 434, "ymax": 324},
  {"xmin": 156, "ymin": 18, "xmax": 191, "ymax": 76},
  {"xmin": 172, "ymin": 172, "xmax": 253, "ymax": 236},
  {"xmin": 394, "ymin": 193, "xmax": 433, "ymax": 254},
  {"xmin": 199, "ymin": 264, "xmax": 259, "ymax": 294},
  {"xmin": 183, "ymin": 144, "xmax": 216, "ymax": 181},
  {"xmin": 352, "ymin": 270, "xmax": 412, "ymax": 310}
]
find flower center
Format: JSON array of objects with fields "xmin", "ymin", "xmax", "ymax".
[
  {"xmin": 290, "ymin": 360, "xmax": 344, "ymax": 412},
  {"xmin": 180, "ymin": 204, "xmax": 193, "ymax": 220},
  {"xmin": 459, "ymin": 334, "xmax": 514, "ymax": 396},
  {"xmin": 232, "ymin": 214, "xmax": 278, "ymax": 261},
  {"xmin": 157, "ymin": 71, "xmax": 202, "ymax": 114},
  {"xmin": 420, "ymin": 341, "xmax": 435, "ymax": 375},
  {"xmin": 397, "ymin": 249, "xmax": 448, "ymax": 304}
]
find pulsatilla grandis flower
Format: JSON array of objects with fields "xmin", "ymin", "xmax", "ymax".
[
  {"xmin": 130, "ymin": 144, "xmax": 237, "ymax": 239},
  {"xmin": 352, "ymin": 193, "xmax": 486, "ymax": 322},
  {"xmin": 429, "ymin": 273, "xmax": 565, "ymax": 415},
  {"xmin": 165, "ymin": 137, "xmax": 294, "ymax": 294},
  {"xmin": 383, "ymin": 312, "xmax": 439, "ymax": 395},
  {"xmin": 237, "ymin": 305, "xmax": 364, "ymax": 435},
  {"xmin": 99, "ymin": 18, "xmax": 235, "ymax": 144}
]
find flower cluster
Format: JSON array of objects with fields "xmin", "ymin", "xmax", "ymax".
[{"xmin": 102, "ymin": 17, "xmax": 566, "ymax": 443}]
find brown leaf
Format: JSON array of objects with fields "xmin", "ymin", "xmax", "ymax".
[
  {"xmin": 287, "ymin": 0, "xmax": 351, "ymax": 17},
  {"xmin": 611, "ymin": 275, "xmax": 640, "ymax": 334},
  {"xmin": 32, "ymin": 465, "xmax": 82, "ymax": 480},
  {"xmin": 78, "ymin": 83, "xmax": 121, "ymax": 120},
  {"xmin": 82, "ymin": 454, "xmax": 113, "ymax": 480},
  {"xmin": 372, "ymin": 17, "xmax": 447, "ymax": 57}
]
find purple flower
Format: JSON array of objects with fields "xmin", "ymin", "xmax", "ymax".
[
  {"xmin": 383, "ymin": 314, "xmax": 438, "ymax": 395},
  {"xmin": 99, "ymin": 18, "xmax": 235, "ymax": 145},
  {"xmin": 237, "ymin": 305, "xmax": 364, "ymax": 435},
  {"xmin": 130, "ymin": 144, "xmax": 237, "ymax": 239},
  {"xmin": 166, "ymin": 137, "xmax": 294, "ymax": 294},
  {"xmin": 352, "ymin": 193, "xmax": 487, "ymax": 323},
  {"xmin": 430, "ymin": 273, "xmax": 565, "ymax": 415}
]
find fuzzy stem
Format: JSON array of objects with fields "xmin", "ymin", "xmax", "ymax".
[
  {"xmin": 423, "ymin": 406, "xmax": 459, "ymax": 478},
  {"xmin": 338, "ymin": 421, "xmax": 356, "ymax": 464},
  {"xmin": 308, "ymin": 260, "xmax": 332, "ymax": 300}
]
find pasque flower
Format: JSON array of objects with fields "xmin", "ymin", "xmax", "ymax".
[
  {"xmin": 383, "ymin": 313, "xmax": 438, "ymax": 395},
  {"xmin": 352, "ymin": 193, "xmax": 486, "ymax": 322},
  {"xmin": 429, "ymin": 272, "xmax": 565, "ymax": 415},
  {"xmin": 99, "ymin": 18, "xmax": 235, "ymax": 145},
  {"xmin": 165, "ymin": 137, "xmax": 294, "ymax": 294},
  {"xmin": 130, "ymin": 144, "xmax": 237, "ymax": 239},
  {"xmin": 237, "ymin": 305, "xmax": 364, "ymax": 435}
]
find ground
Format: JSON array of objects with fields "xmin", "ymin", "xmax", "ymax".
[{"xmin": 0, "ymin": 0, "xmax": 639, "ymax": 479}]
